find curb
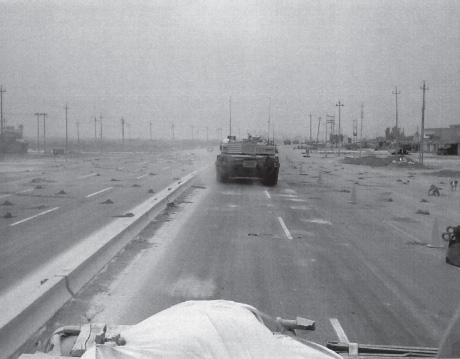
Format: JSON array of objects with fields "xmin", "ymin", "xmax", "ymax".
[{"xmin": 0, "ymin": 171, "xmax": 198, "ymax": 359}]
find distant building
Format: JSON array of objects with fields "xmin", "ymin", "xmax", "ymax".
[{"xmin": 423, "ymin": 124, "xmax": 460, "ymax": 154}]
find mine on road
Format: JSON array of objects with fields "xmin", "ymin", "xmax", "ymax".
[{"xmin": 7, "ymin": 146, "xmax": 460, "ymax": 355}]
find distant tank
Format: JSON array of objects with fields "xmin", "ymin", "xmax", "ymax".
[
  {"xmin": 215, "ymin": 135, "xmax": 279, "ymax": 186},
  {"xmin": 0, "ymin": 125, "xmax": 28, "ymax": 155}
]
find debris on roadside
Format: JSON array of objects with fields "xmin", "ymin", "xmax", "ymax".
[
  {"xmin": 416, "ymin": 210, "xmax": 430, "ymax": 215},
  {"xmin": 3, "ymin": 212, "xmax": 13, "ymax": 218},
  {"xmin": 100, "ymin": 199, "xmax": 114, "ymax": 204},
  {"xmin": 56, "ymin": 190, "xmax": 66, "ymax": 195},
  {"xmin": 114, "ymin": 213, "xmax": 135, "ymax": 218},
  {"xmin": 2, "ymin": 200, "xmax": 13, "ymax": 206}
]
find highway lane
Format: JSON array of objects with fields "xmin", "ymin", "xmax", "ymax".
[
  {"xmin": 23, "ymin": 149, "xmax": 460, "ymax": 355},
  {"xmin": 0, "ymin": 149, "xmax": 214, "ymax": 294}
]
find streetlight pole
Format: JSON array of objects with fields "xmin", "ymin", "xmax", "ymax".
[
  {"xmin": 392, "ymin": 87, "xmax": 401, "ymax": 140},
  {"xmin": 336, "ymin": 101, "xmax": 344, "ymax": 156},
  {"xmin": 65, "ymin": 104, "xmax": 69, "ymax": 158},
  {"xmin": 43, "ymin": 114, "xmax": 47, "ymax": 154},
  {"xmin": 35, "ymin": 113, "xmax": 40, "ymax": 154}
]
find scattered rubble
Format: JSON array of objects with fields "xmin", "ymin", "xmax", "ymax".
[{"xmin": 114, "ymin": 213, "xmax": 135, "ymax": 218}]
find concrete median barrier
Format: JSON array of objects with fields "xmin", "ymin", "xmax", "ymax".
[{"xmin": 0, "ymin": 171, "xmax": 198, "ymax": 359}]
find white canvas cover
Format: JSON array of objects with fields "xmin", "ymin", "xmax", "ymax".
[{"xmin": 81, "ymin": 300, "xmax": 342, "ymax": 359}]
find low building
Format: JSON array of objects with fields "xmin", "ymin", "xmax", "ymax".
[{"xmin": 424, "ymin": 125, "xmax": 460, "ymax": 155}]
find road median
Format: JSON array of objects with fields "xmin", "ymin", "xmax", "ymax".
[{"xmin": 0, "ymin": 171, "xmax": 198, "ymax": 359}]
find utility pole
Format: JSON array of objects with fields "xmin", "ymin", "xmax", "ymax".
[
  {"xmin": 392, "ymin": 87, "xmax": 401, "ymax": 143},
  {"xmin": 316, "ymin": 116, "xmax": 322, "ymax": 144},
  {"xmin": 171, "ymin": 123, "xmax": 175, "ymax": 141},
  {"xmin": 353, "ymin": 119, "xmax": 358, "ymax": 143},
  {"xmin": 420, "ymin": 81, "xmax": 429, "ymax": 164},
  {"xmin": 191, "ymin": 125, "xmax": 194, "ymax": 141},
  {"xmin": 94, "ymin": 117, "xmax": 97, "ymax": 145},
  {"xmin": 35, "ymin": 113, "xmax": 40, "ymax": 154},
  {"xmin": 206, "ymin": 126, "xmax": 209, "ymax": 142},
  {"xmin": 268, "ymin": 97, "xmax": 271, "ymax": 143},
  {"xmin": 42, "ymin": 114, "xmax": 47, "ymax": 154},
  {"xmin": 99, "ymin": 114, "xmax": 103, "ymax": 153},
  {"xmin": 0, "ymin": 86, "xmax": 6, "ymax": 134},
  {"xmin": 121, "ymin": 118, "xmax": 125, "ymax": 149},
  {"xmin": 65, "ymin": 104, "xmax": 69, "ymax": 157},
  {"xmin": 309, "ymin": 113, "xmax": 312, "ymax": 142},
  {"xmin": 336, "ymin": 101, "xmax": 344, "ymax": 156},
  {"xmin": 229, "ymin": 96, "xmax": 232, "ymax": 136},
  {"xmin": 149, "ymin": 122, "xmax": 152, "ymax": 141},
  {"xmin": 360, "ymin": 102, "xmax": 364, "ymax": 157},
  {"xmin": 76, "ymin": 121, "xmax": 80, "ymax": 153}
]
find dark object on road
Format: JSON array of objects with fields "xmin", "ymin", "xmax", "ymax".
[
  {"xmin": 391, "ymin": 148, "xmax": 409, "ymax": 155},
  {"xmin": 3, "ymin": 212, "xmax": 13, "ymax": 218},
  {"xmin": 216, "ymin": 135, "xmax": 280, "ymax": 186},
  {"xmin": 0, "ymin": 125, "xmax": 28, "ymax": 155},
  {"xmin": 428, "ymin": 185, "xmax": 440, "ymax": 196},
  {"xmin": 56, "ymin": 190, "xmax": 67, "ymax": 195},
  {"xmin": 444, "ymin": 226, "xmax": 460, "ymax": 267},
  {"xmin": 53, "ymin": 149, "xmax": 65, "ymax": 155},
  {"xmin": 416, "ymin": 210, "xmax": 430, "ymax": 215},
  {"xmin": 437, "ymin": 145, "xmax": 458, "ymax": 156},
  {"xmin": 100, "ymin": 199, "xmax": 114, "ymax": 204}
]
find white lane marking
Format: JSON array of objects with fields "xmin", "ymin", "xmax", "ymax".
[
  {"xmin": 85, "ymin": 187, "xmax": 113, "ymax": 198},
  {"xmin": 330, "ymin": 318, "xmax": 350, "ymax": 343},
  {"xmin": 307, "ymin": 218, "xmax": 332, "ymax": 225},
  {"xmin": 1, "ymin": 188, "xmax": 35, "ymax": 198},
  {"xmin": 16, "ymin": 189, "xmax": 34, "ymax": 194},
  {"xmin": 264, "ymin": 190, "xmax": 271, "ymax": 199},
  {"xmin": 10, "ymin": 207, "xmax": 60, "ymax": 227},
  {"xmin": 136, "ymin": 174, "xmax": 148, "ymax": 179},
  {"xmin": 162, "ymin": 166, "xmax": 170, "ymax": 170},
  {"xmin": 384, "ymin": 220, "xmax": 422, "ymax": 243},
  {"xmin": 78, "ymin": 173, "xmax": 98, "ymax": 179},
  {"xmin": 278, "ymin": 217, "xmax": 293, "ymax": 239}
]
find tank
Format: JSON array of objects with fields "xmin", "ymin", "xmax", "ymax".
[{"xmin": 215, "ymin": 135, "xmax": 280, "ymax": 186}]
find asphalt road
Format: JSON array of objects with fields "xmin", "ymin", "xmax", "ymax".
[
  {"xmin": 0, "ymin": 149, "xmax": 213, "ymax": 294},
  {"xmin": 29, "ymin": 146, "xmax": 460, "ymax": 354}
]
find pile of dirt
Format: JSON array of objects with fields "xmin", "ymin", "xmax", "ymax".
[{"xmin": 343, "ymin": 155, "xmax": 425, "ymax": 168}]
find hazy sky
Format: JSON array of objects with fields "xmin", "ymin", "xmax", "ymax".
[{"xmin": 1, "ymin": 0, "xmax": 459, "ymax": 141}]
